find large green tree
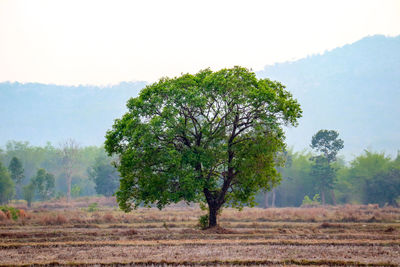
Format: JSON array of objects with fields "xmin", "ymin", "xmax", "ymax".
[
  {"xmin": 8, "ymin": 157, "xmax": 24, "ymax": 199},
  {"xmin": 310, "ymin": 130, "xmax": 344, "ymax": 205},
  {"xmin": 105, "ymin": 67, "xmax": 302, "ymax": 227}
]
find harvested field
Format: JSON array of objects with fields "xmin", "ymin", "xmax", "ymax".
[{"xmin": 0, "ymin": 202, "xmax": 399, "ymax": 266}]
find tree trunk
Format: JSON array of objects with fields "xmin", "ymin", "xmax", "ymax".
[
  {"xmin": 208, "ymin": 205, "xmax": 218, "ymax": 227},
  {"xmin": 272, "ymin": 189, "xmax": 276, "ymax": 207},
  {"xmin": 321, "ymin": 190, "xmax": 326, "ymax": 205},
  {"xmin": 66, "ymin": 174, "xmax": 71, "ymax": 202},
  {"xmin": 330, "ymin": 189, "xmax": 336, "ymax": 205},
  {"xmin": 16, "ymin": 184, "xmax": 22, "ymax": 200},
  {"xmin": 264, "ymin": 191, "xmax": 269, "ymax": 209}
]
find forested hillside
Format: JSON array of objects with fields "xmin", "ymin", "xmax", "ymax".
[
  {"xmin": 1, "ymin": 35, "xmax": 399, "ymax": 159},
  {"xmin": 257, "ymin": 35, "xmax": 400, "ymax": 158}
]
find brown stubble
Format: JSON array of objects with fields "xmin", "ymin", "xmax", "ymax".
[{"xmin": 0, "ymin": 201, "xmax": 399, "ymax": 266}]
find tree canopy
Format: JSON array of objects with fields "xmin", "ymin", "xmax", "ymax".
[
  {"xmin": 31, "ymin": 168, "xmax": 55, "ymax": 201},
  {"xmin": 8, "ymin": 157, "xmax": 24, "ymax": 184},
  {"xmin": 88, "ymin": 154, "xmax": 120, "ymax": 197},
  {"xmin": 311, "ymin": 130, "xmax": 344, "ymax": 163},
  {"xmin": 0, "ymin": 162, "xmax": 14, "ymax": 204},
  {"xmin": 105, "ymin": 67, "xmax": 302, "ymax": 227},
  {"xmin": 8, "ymin": 156, "xmax": 24, "ymax": 198}
]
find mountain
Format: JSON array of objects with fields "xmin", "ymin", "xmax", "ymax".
[
  {"xmin": 1, "ymin": 35, "xmax": 399, "ymax": 159},
  {"xmin": 257, "ymin": 35, "xmax": 400, "ymax": 159},
  {"xmin": 0, "ymin": 81, "xmax": 146, "ymax": 146}
]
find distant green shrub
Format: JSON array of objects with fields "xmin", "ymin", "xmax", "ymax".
[
  {"xmin": 71, "ymin": 185, "xmax": 81, "ymax": 198},
  {"xmin": 302, "ymin": 194, "xmax": 321, "ymax": 206},
  {"xmin": 87, "ymin": 202, "xmax": 99, "ymax": 212}
]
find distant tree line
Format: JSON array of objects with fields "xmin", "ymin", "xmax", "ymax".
[
  {"xmin": 0, "ymin": 139, "xmax": 399, "ymax": 207},
  {"xmin": 261, "ymin": 148, "xmax": 400, "ymax": 208},
  {"xmin": 0, "ymin": 141, "xmax": 120, "ymax": 205}
]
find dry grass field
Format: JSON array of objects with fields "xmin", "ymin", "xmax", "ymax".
[{"xmin": 0, "ymin": 198, "xmax": 399, "ymax": 266}]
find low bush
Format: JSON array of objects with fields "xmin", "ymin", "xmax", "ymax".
[
  {"xmin": 0, "ymin": 206, "xmax": 20, "ymax": 220},
  {"xmin": 87, "ymin": 202, "xmax": 99, "ymax": 212},
  {"xmin": 198, "ymin": 214, "xmax": 209, "ymax": 230}
]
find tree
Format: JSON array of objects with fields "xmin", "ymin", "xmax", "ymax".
[
  {"xmin": 105, "ymin": 67, "xmax": 302, "ymax": 227},
  {"xmin": 311, "ymin": 130, "xmax": 344, "ymax": 163},
  {"xmin": 310, "ymin": 130, "xmax": 344, "ymax": 205},
  {"xmin": 0, "ymin": 162, "xmax": 15, "ymax": 204},
  {"xmin": 366, "ymin": 168, "xmax": 400, "ymax": 207},
  {"xmin": 309, "ymin": 155, "xmax": 335, "ymax": 205},
  {"xmin": 59, "ymin": 139, "xmax": 79, "ymax": 202},
  {"xmin": 267, "ymin": 150, "xmax": 316, "ymax": 207},
  {"xmin": 8, "ymin": 157, "xmax": 24, "ymax": 199},
  {"xmin": 32, "ymin": 168, "xmax": 55, "ymax": 201},
  {"xmin": 88, "ymin": 154, "xmax": 120, "ymax": 197},
  {"xmin": 23, "ymin": 183, "xmax": 35, "ymax": 207},
  {"xmin": 347, "ymin": 150, "xmax": 391, "ymax": 204}
]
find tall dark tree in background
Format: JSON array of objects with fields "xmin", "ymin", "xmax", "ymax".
[
  {"xmin": 0, "ymin": 162, "xmax": 14, "ymax": 204},
  {"xmin": 59, "ymin": 139, "xmax": 79, "ymax": 202},
  {"xmin": 8, "ymin": 157, "xmax": 24, "ymax": 199},
  {"xmin": 310, "ymin": 130, "xmax": 344, "ymax": 205},
  {"xmin": 88, "ymin": 154, "xmax": 120, "ymax": 197},
  {"xmin": 105, "ymin": 67, "xmax": 302, "ymax": 227}
]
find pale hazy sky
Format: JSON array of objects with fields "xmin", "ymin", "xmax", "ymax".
[{"xmin": 0, "ymin": 0, "xmax": 399, "ymax": 85}]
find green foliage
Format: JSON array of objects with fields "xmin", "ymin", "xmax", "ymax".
[
  {"xmin": 311, "ymin": 130, "xmax": 344, "ymax": 163},
  {"xmin": 310, "ymin": 130, "xmax": 343, "ymax": 205},
  {"xmin": 8, "ymin": 156, "xmax": 24, "ymax": 199},
  {"xmin": 333, "ymin": 151, "xmax": 400, "ymax": 206},
  {"xmin": 105, "ymin": 66, "xmax": 302, "ymax": 227},
  {"xmin": 198, "ymin": 214, "xmax": 209, "ymax": 230},
  {"xmin": 301, "ymin": 194, "xmax": 321, "ymax": 206},
  {"xmin": 8, "ymin": 157, "xmax": 24, "ymax": 183},
  {"xmin": 88, "ymin": 153, "xmax": 120, "ymax": 197},
  {"xmin": 0, "ymin": 162, "xmax": 15, "ymax": 204},
  {"xmin": 272, "ymin": 150, "xmax": 316, "ymax": 207},
  {"xmin": 366, "ymin": 169, "xmax": 400, "ymax": 207},
  {"xmin": 87, "ymin": 202, "xmax": 99, "ymax": 212},
  {"xmin": 31, "ymin": 168, "xmax": 55, "ymax": 201},
  {"xmin": 22, "ymin": 183, "xmax": 35, "ymax": 207},
  {"xmin": 71, "ymin": 184, "xmax": 81, "ymax": 198},
  {"xmin": 1, "ymin": 141, "xmax": 106, "ymax": 199},
  {"xmin": 0, "ymin": 206, "xmax": 19, "ymax": 220},
  {"xmin": 347, "ymin": 151, "xmax": 391, "ymax": 204},
  {"xmin": 310, "ymin": 156, "xmax": 336, "ymax": 191}
]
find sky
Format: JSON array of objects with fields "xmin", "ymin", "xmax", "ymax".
[{"xmin": 0, "ymin": 0, "xmax": 399, "ymax": 85}]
